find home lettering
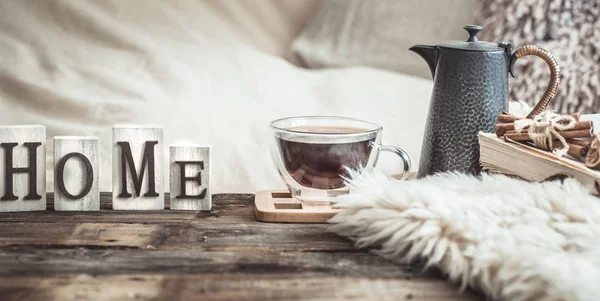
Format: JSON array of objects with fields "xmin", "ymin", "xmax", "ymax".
[
  {"xmin": 56, "ymin": 152, "xmax": 94, "ymax": 200},
  {"xmin": 117, "ymin": 141, "xmax": 159, "ymax": 198},
  {"xmin": 0, "ymin": 142, "xmax": 42, "ymax": 201},
  {"xmin": 0, "ymin": 124, "xmax": 210, "ymax": 212},
  {"xmin": 174, "ymin": 161, "xmax": 206, "ymax": 199}
]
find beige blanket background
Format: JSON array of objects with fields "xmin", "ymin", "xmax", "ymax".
[{"xmin": 0, "ymin": 0, "xmax": 434, "ymax": 193}]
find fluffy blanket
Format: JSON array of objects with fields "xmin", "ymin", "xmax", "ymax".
[{"xmin": 328, "ymin": 170, "xmax": 600, "ymax": 301}]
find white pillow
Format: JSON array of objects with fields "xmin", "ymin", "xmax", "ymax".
[{"xmin": 288, "ymin": 0, "xmax": 476, "ymax": 79}]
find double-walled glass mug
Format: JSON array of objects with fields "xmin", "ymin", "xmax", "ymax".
[{"xmin": 270, "ymin": 116, "xmax": 411, "ymax": 202}]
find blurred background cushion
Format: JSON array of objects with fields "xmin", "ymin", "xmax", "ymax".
[
  {"xmin": 0, "ymin": 0, "xmax": 433, "ymax": 193},
  {"xmin": 287, "ymin": 0, "xmax": 476, "ymax": 79},
  {"xmin": 474, "ymin": 0, "xmax": 599, "ymax": 114}
]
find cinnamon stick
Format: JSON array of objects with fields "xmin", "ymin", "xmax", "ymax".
[
  {"xmin": 495, "ymin": 120, "xmax": 593, "ymax": 137},
  {"xmin": 498, "ymin": 113, "xmax": 523, "ymax": 124},
  {"xmin": 567, "ymin": 143, "xmax": 588, "ymax": 162},
  {"xmin": 566, "ymin": 139, "xmax": 591, "ymax": 147},
  {"xmin": 571, "ymin": 112, "xmax": 582, "ymax": 122},
  {"xmin": 497, "ymin": 112, "xmax": 581, "ymax": 124},
  {"xmin": 504, "ymin": 128, "xmax": 594, "ymax": 141},
  {"xmin": 534, "ymin": 128, "xmax": 590, "ymax": 140}
]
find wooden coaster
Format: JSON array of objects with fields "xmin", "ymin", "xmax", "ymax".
[{"xmin": 253, "ymin": 191, "xmax": 341, "ymax": 223}]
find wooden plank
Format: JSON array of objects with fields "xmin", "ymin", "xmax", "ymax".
[
  {"xmin": 0, "ymin": 248, "xmax": 426, "ymax": 277},
  {"xmin": 169, "ymin": 142, "xmax": 211, "ymax": 211},
  {"xmin": 53, "ymin": 136, "xmax": 100, "ymax": 211},
  {"xmin": 0, "ymin": 191, "xmax": 484, "ymax": 301},
  {"xmin": 0, "ymin": 194, "xmax": 258, "ymax": 223},
  {"xmin": 0, "ymin": 125, "xmax": 46, "ymax": 212},
  {"xmin": 0, "ymin": 210, "xmax": 201, "ymax": 224},
  {"xmin": 0, "ymin": 274, "xmax": 480, "ymax": 301},
  {"xmin": 0, "ymin": 193, "xmax": 354, "ymax": 251},
  {"xmin": 112, "ymin": 125, "xmax": 164, "ymax": 210},
  {"xmin": 0, "ymin": 223, "xmax": 159, "ymax": 248},
  {"xmin": 0, "ymin": 221, "xmax": 353, "ymax": 252},
  {"xmin": 157, "ymin": 223, "xmax": 355, "ymax": 252}
]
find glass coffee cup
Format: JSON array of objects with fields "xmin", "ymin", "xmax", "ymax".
[{"xmin": 270, "ymin": 116, "xmax": 411, "ymax": 202}]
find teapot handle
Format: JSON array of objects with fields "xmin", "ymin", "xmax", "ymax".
[{"xmin": 509, "ymin": 45, "xmax": 560, "ymax": 119}]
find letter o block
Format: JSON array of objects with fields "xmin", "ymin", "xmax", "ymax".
[
  {"xmin": 53, "ymin": 136, "xmax": 99, "ymax": 211},
  {"xmin": 0, "ymin": 125, "xmax": 46, "ymax": 212},
  {"xmin": 112, "ymin": 125, "xmax": 164, "ymax": 210},
  {"xmin": 169, "ymin": 142, "xmax": 211, "ymax": 211}
]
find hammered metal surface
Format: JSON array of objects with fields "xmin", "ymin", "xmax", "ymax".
[{"xmin": 417, "ymin": 49, "xmax": 509, "ymax": 178}]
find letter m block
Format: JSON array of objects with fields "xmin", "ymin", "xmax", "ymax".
[
  {"xmin": 112, "ymin": 125, "xmax": 164, "ymax": 210},
  {"xmin": 0, "ymin": 125, "xmax": 46, "ymax": 212}
]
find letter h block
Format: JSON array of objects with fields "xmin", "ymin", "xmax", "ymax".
[
  {"xmin": 53, "ymin": 136, "xmax": 99, "ymax": 211},
  {"xmin": 169, "ymin": 142, "xmax": 211, "ymax": 211},
  {"xmin": 0, "ymin": 125, "xmax": 46, "ymax": 212},
  {"xmin": 112, "ymin": 125, "xmax": 164, "ymax": 210}
]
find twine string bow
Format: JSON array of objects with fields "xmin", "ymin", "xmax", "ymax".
[{"xmin": 514, "ymin": 111, "xmax": 576, "ymax": 156}]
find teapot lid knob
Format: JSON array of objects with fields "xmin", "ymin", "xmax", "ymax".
[{"xmin": 464, "ymin": 25, "xmax": 483, "ymax": 42}]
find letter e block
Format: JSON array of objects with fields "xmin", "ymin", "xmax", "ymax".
[
  {"xmin": 169, "ymin": 142, "xmax": 211, "ymax": 211},
  {"xmin": 112, "ymin": 125, "xmax": 164, "ymax": 210},
  {"xmin": 0, "ymin": 125, "xmax": 46, "ymax": 212},
  {"xmin": 54, "ymin": 136, "xmax": 99, "ymax": 211}
]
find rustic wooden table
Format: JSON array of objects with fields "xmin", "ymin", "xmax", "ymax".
[{"xmin": 0, "ymin": 193, "xmax": 481, "ymax": 301}]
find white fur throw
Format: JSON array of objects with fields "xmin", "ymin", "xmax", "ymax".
[{"xmin": 328, "ymin": 170, "xmax": 600, "ymax": 301}]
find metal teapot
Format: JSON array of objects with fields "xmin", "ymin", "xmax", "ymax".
[{"xmin": 410, "ymin": 25, "xmax": 560, "ymax": 178}]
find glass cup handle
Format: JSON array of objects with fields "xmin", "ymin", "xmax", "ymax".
[{"xmin": 375, "ymin": 144, "xmax": 412, "ymax": 180}]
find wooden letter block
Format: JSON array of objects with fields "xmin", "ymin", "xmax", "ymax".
[
  {"xmin": 112, "ymin": 125, "xmax": 164, "ymax": 210},
  {"xmin": 169, "ymin": 142, "xmax": 211, "ymax": 211},
  {"xmin": 53, "ymin": 136, "xmax": 99, "ymax": 211},
  {"xmin": 0, "ymin": 125, "xmax": 46, "ymax": 212}
]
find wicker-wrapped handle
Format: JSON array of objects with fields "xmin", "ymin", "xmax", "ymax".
[{"xmin": 509, "ymin": 45, "xmax": 560, "ymax": 118}]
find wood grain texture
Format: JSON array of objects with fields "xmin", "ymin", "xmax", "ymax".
[
  {"xmin": 0, "ymin": 275, "xmax": 478, "ymax": 301},
  {"xmin": 0, "ymin": 248, "xmax": 425, "ymax": 277},
  {"xmin": 0, "ymin": 223, "xmax": 159, "ymax": 248},
  {"xmin": 53, "ymin": 136, "xmax": 99, "ymax": 211},
  {"xmin": 112, "ymin": 125, "xmax": 164, "ymax": 210},
  {"xmin": 254, "ymin": 190, "xmax": 340, "ymax": 223},
  {"xmin": 0, "ymin": 193, "xmax": 254, "ymax": 223},
  {"xmin": 0, "ymin": 125, "xmax": 45, "ymax": 212},
  {"xmin": 0, "ymin": 193, "xmax": 483, "ymax": 301},
  {"xmin": 169, "ymin": 143, "xmax": 211, "ymax": 211}
]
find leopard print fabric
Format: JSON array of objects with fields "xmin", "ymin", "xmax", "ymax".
[{"xmin": 475, "ymin": 0, "xmax": 599, "ymax": 114}]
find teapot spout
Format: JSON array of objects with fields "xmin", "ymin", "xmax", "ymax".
[{"xmin": 409, "ymin": 45, "xmax": 438, "ymax": 79}]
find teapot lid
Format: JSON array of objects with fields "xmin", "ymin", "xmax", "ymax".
[{"xmin": 439, "ymin": 25, "xmax": 504, "ymax": 52}]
